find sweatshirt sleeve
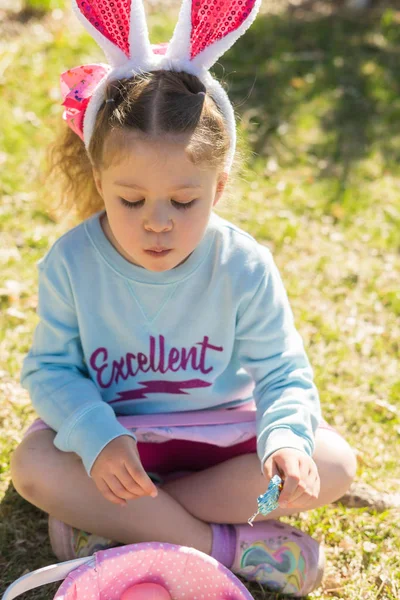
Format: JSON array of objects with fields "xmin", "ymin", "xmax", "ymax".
[
  {"xmin": 20, "ymin": 258, "xmax": 136, "ymax": 475},
  {"xmin": 235, "ymin": 247, "xmax": 321, "ymax": 470}
]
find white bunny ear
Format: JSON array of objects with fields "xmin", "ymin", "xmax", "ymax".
[
  {"xmin": 71, "ymin": 0, "xmax": 153, "ymax": 68},
  {"xmin": 166, "ymin": 0, "xmax": 261, "ymax": 72}
]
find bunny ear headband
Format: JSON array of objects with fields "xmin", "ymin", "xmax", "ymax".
[{"xmin": 61, "ymin": 0, "xmax": 262, "ymax": 172}]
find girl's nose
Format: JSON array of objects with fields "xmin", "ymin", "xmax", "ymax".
[
  {"xmin": 143, "ymin": 204, "xmax": 173, "ymax": 233},
  {"xmin": 144, "ymin": 218, "xmax": 173, "ymax": 233}
]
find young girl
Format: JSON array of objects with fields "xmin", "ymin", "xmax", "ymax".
[{"xmin": 10, "ymin": 0, "xmax": 357, "ymax": 596}]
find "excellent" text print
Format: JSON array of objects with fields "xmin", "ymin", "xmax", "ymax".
[{"xmin": 89, "ymin": 335, "xmax": 224, "ymax": 388}]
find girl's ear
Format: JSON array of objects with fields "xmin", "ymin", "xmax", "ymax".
[
  {"xmin": 213, "ymin": 172, "xmax": 228, "ymax": 206},
  {"xmin": 93, "ymin": 169, "xmax": 103, "ymax": 198}
]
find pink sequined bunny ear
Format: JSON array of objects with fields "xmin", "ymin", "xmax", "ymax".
[
  {"xmin": 166, "ymin": 0, "xmax": 261, "ymax": 72},
  {"xmin": 70, "ymin": 0, "xmax": 153, "ymax": 68}
]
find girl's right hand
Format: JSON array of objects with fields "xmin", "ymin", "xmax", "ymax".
[{"xmin": 90, "ymin": 435, "xmax": 158, "ymax": 506}]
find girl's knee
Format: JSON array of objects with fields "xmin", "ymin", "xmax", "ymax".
[
  {"xmin": 334, "ymin": 440, "xmax": 357, "ymax": 495},
  {"xmin": 10, "ymin": 431, "xmax": 57, "ymax": 503},
  {"xmin": 10, "ymin": 440, "xmax": 36, "ymax": 501},
  {"xmin": 315, "ymin": 430, "xmax": 357, "ymax": 493},
  {"xmin": 341, "ymin": 440, "xmax": 357, "ymax": 484}
]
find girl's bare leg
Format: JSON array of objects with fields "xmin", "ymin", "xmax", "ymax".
[
  {"xmin": 162, "ymin": 428, "xmax": 357, "ymax": 523},
  {"xmin": 10, "ymin": 430, "xmax": 212, "ymax": 553},
  {"xmin": 11, "ymin": 427, "xmax": 356, "ymax": 549}
]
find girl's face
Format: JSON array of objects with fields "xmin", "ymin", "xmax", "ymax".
[{"xmin": 93, "ymin": 133, "xmax": 227, "ymax": 272}]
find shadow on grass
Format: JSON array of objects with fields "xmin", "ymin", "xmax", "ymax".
[
  {"xmin": 0, "ymin": 483, "xmax": 57, "ymax": 600},
  {"xmin": 217, "ymin": 3, "xmax": 400, "ymax": 212}
]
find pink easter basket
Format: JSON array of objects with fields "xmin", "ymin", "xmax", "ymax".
[{"xmin": 2, "ymin": 542, "xmax": 254, "ymax": 600}]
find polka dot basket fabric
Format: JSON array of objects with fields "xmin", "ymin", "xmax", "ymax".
[{"xmin": 54, "ymin": 543, "xmax": 253, "ymax": 600}]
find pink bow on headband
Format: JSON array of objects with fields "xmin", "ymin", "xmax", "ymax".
[
  {"xmin": 60, "ymin": 43, "xmax": 169, "ymax": 140},
  {"xmin": 60, "ymin": 64, "xmax": 111, "ymax": 140}
]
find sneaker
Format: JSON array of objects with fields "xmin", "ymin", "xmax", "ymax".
[
  {"xmin": 48, "ymin": 515, "xmax": 120, "ymax": 561},
  {"xmin": 231, "ymin": 520, "xmax": 325, "ymax": 597}
]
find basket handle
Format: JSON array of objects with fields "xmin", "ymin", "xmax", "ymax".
[{"xmin": 2, "ymin": 556, "xmax": 94, "ymax": 600}]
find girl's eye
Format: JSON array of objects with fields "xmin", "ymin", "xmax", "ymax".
[
  {"xmin": 171, "ymin": 199, "xmax": 197, "ymax": 210},
  {"xmin": 120, "ymin": 198, "xmax": 145, "ymax": 209},
  {"xmin": 119, "ymin": 198, "xmax": 197, "ymax": 210}
]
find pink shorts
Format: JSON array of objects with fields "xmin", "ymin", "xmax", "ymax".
[{"xmin": 24, "ymin": 417, "xmax": 338, "ymax": 475}]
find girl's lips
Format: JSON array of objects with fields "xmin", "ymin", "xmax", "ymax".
[{"xmin": 144, "ymin": 249, "xmax": 171, "ymax": 258}]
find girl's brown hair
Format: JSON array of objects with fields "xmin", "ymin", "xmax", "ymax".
[{"xmin": 47, "ymin": 70, "xmax": 230, "ymax": 221}]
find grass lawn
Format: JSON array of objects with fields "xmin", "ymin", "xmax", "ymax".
[{"xmin": 0, "ymin": 1, "xmax": 399, "ymax": 599}]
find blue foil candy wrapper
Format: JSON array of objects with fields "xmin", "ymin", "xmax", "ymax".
[{"xmin": 248, "ymin": 474, "xmax": 283, "ymax": 526}]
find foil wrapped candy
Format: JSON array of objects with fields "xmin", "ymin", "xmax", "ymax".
[{"xmin": 248, "ymin": 474, "xmax": 284, "ymax": 526}]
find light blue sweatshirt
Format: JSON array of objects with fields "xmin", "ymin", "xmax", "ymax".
[{"xmin": 21, "ymin": 210, "xmax": 321, "ymax": 475}]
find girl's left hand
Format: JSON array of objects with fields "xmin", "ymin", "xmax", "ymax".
[{"xmin": 263, "ymin": 448, "xmax": 320, "ymax": 509}]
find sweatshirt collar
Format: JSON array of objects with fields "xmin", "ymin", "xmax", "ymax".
[{"xmin": 84, "ymin": 210, "xmax": 217, "ymax": 284}]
